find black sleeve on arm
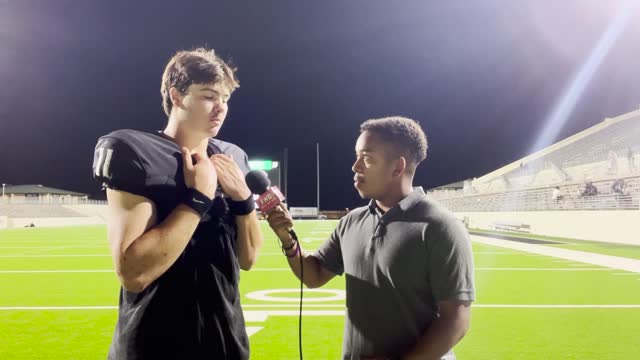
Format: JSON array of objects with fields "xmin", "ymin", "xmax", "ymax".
[{"xmin": 93, "ymin": 136, "xmax": 148, "ymax": 197}]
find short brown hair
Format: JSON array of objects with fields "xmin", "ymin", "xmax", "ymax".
[
  {"xmin": 360, "ymin": 116, "xmax": 428, "ymax": 165},
  {"xmin": 160, "ymin": 48, "xmax": 240, "ymax": 116}
]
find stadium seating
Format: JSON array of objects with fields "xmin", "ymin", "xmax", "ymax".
[
  {"xmin": 429, "ymin": 111, "xmax": 640, "ymax": 212},
  {"xmin": 0, "ymin": 204, "xmax": 88, "ymax": 218},
  {"xmin": 432, "ymin": 176, "xmax": 640, "ymax": 212}
]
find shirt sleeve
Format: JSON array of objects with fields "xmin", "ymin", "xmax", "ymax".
[
  {"xmin": 427, "ymin": 215, "xmax": 476, "ymax": 302},
  {"xmin": 92, "ymin": 135, "xmax": 148, "ymax": 197},
  {"xmin": 313, "ymin": 216, "xmax": 346, "ymax": 276}
]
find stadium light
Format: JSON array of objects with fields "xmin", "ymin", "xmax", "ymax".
[{"xmin": 530, "ymin": 0, "xmax": 638, "ymax": 153}]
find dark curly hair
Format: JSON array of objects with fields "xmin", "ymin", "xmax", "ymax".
[{"xmin": 360, "ymin": 116, "xmax": 428, "ymax": 166}]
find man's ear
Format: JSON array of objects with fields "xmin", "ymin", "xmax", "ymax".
[
  {"xmin": 393, "ymin": 156, "xmax": 407, "ymax": 177},
  {"xmin": 169, "ymin": 87, "xmax": 184, "ymax": 109}
]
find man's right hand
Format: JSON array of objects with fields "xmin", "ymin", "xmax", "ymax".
[
  {"xmin": 181, "ymin": 147, "xmax": 218, "ymax": 199},
  {"xmin": 265, "ymin": 204, "xmax": 295, "ymax": 245}
]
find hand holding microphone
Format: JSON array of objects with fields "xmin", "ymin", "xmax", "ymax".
[
  {"xmin": 245, "ymin": 170, "xmax": 298, "ymax": 248},
  {"xmin": 266, "ymin": 205, "xmax": 296, "ymax": 245}
]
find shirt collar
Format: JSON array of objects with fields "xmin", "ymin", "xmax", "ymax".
[{"xmin": 367, "ymin": 187, "xmax": 425, "ymax": 215}]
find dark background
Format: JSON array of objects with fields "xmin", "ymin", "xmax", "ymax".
[{"xmin": 1, "ymin": 0, "xmax": 639, "ymax": 209}]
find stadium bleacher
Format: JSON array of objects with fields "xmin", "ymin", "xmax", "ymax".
[
  {"xmin": 429, "ymin": 110, "xmax": 640, "ymax": 213},
  {"xmin": 503, "ymin": 112, "xmax": 640, "ymax": 181},
  {"xmin": 0, "ymin": 204, "xmax": 88, "ymax": 218}
]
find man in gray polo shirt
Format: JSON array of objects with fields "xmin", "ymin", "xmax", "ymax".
[{"xmin": 267, "ymin": 116, "xmax": 475, "ymax": 360}]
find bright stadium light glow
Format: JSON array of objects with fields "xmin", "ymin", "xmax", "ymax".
[{"xmin": 530, "ymin": 0, "xmax": 639, "ymax": 153}]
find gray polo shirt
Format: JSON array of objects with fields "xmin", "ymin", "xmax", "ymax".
[{"xmin": 314, "ymin": 187, "xmax": 475, "ymax": 360}]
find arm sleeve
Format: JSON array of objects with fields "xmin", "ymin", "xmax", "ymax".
[
  {"xmin": 92, "ymin": 136, "xmax": 148, "ymax": 197},
  {"xmin": 427, "ymin": 216, "xmax": 476, "ymax": 302},
  {"xmin": 313, "ymin": 217, "xmax": 346, "ymax": 276}
]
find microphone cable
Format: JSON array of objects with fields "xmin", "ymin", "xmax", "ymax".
[{"xmin": 288, "ymin": 228, "xmax": 303, "ymax": 360}]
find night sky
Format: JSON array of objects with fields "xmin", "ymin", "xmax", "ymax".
[{"xmin": 1, "ymin": 0, "xmax": 640, "ymax": 209}]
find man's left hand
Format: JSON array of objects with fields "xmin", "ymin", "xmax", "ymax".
[{"xmin": 211, "ymin": 154, "xmax": 251, "ymax": 201}]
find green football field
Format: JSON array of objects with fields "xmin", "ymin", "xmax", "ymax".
[{"xmin": 1, "ymin": 222, "xmax": 639, "ymax": 359}]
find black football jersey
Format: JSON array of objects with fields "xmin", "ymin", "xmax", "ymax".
[{"xmin": 93, "ymin": 129, "xmax": 251, "ymax": 360}]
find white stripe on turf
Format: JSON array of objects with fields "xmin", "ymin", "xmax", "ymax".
[
  {"xmin": 244, "ymin": 310, "xmax": 344, "ymax": 316},
  {"xmin": 0, "ymin": 306, "xmax": 117, "ymax": 310},
  {"xmin": 0, "ymin": 267, "xmax": 612, "ymax": 273},
  {"xmin": 0, "ymin": 254, "xmax": 110, "ymax": 258},
  {"xmin": 473, "ymin": 251, "xmax": 537, "ymax": 255},
  {"xmin": 244, "ymin": 312, "xmax": 269, "ymax": 322},
  {"xmin": 243, "ymin": 304, "xmax": 344, "ymax": 308},
  {"xmin": 245, "ymin": 327, "xmax": 263, "ymax": 336},
  {"xmin": 0, "ymin": 270, "xmax": 112, "ymax": 273},
  {"xmin": 473, "ymin": 304, "xmax": 640, "ymax": 308},
  {"xmin": 2, "ymin": 305, "xmax": 640, "ymax": 311},
  {"xmin": 250, "ymin": 267, "xmax": 609, "ymax": 272},
  {"xmin": 0, "ymin": 246, "xmax": 107, "ymax": 249},
  {"xmin": 475, "ymin": 267, "xmax": 608, "ymax": 271},
  {"xmin": 250, "ymin": 269, "xmax": 291, "ymax": 271},
  {"xmin": 471, "ymin": 236, "xmax": 640, "ymax": 273},
  {"xmin": 0, "ymin": 240, "xmax": 105, "ymax": 243}
]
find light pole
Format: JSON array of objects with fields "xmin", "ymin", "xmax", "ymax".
[{"xmin": 316, "ymin": 142, "xmax": 320, "ymax": 215}]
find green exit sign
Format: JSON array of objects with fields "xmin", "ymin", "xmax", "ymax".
[{"xmin": 248, "ymin": 160, "xmax": 279, "ymax": 171}]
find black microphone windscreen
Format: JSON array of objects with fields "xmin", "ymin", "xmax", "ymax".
[{"xmin": 245, "ymin": 170, "xmax": 271, "ymax": 195}]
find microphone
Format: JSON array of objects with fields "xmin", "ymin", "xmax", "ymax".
[
  {"xmin": 246, "ymin": 170, "xmax": 304, "ymax": 359},
  {"xmin": 245, "ymin": 170, "xmax": 298, "ymax": 240}
]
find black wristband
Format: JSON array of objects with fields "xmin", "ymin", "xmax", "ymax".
[
  {"xmin": 182, "ymin": 188, "xmax": 213, "ymax": 218},
  {"xmin": 284, "ymin": 241, "xmax": 300, "ymax": 258},
  {"xmin": 282, "ymin": 240, "xmax": 296, "ymax": 251},
  {"xmin": 228, "ymin": 194, "xmax": 256, "ymax": 216}
]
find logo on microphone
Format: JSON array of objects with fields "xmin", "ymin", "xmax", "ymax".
[{"xmin": 257, "ymin": 186, "xmax": 285, "ymax": 213}]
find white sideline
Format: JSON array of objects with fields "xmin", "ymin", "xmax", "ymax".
[
  {"xmin": 2, "ymin": 305, "xmax": 640, "ymax": 311},
  {"xmin": 0, "ymin": 267, "xmax": 616, "ymax": 274},
  {"xmin": 471, "ymin": 235, "xmax": 640, "ymax": 273}
]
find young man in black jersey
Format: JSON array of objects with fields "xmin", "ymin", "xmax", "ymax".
[{"xmin": 93, "ymin": 48, "xmax": 263, "ymax": 359}]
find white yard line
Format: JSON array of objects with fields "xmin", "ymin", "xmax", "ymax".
[
  {"xmin": 472, "ymin": 304, "xmax": 640, "ymax": 308},
  {"xmin": 0, "ymin": 270, "xmax": 112, "ymax": 273},
  {"xmin": 249, "ymin": 268, "xmax": 292, "ymax": 271},
  {"xmin": 2, "ymin": 304, "xmax": 639, "ymax": 311},
  {"xmin": 242, "ymin": 304, "xmax": 344, "ymax": 308},
  {"xmin": 245, "ymin": 310, "xmax": 344, "ymax": 316},
  {"xmin": 0, "ymin": 267, "xmax": 612, "ymax": 274},
  {"xmin": 0, "ymin": 240, "xmax": 105, "ymax": 244},
  {"xmin": 0, "ymin": 306, "xmax": 117, "ymax": 310},
  {"xmin": 0, "ymin": 254, "xmax": 110, "ymax": 258},
  {"xmin": 612, "ymin": 272, "xmax": 639, "ymax": 276},
  {"xmin": 473, "ymin": 251, "xmax": 539, "ymax": 255},
  {"xmin": 472, "ymin": 235, "xmax": 640, "ymax": 273},
  {"xmin": 475, "ymin": 267, "xmax": 608, "ymax": 271}
]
